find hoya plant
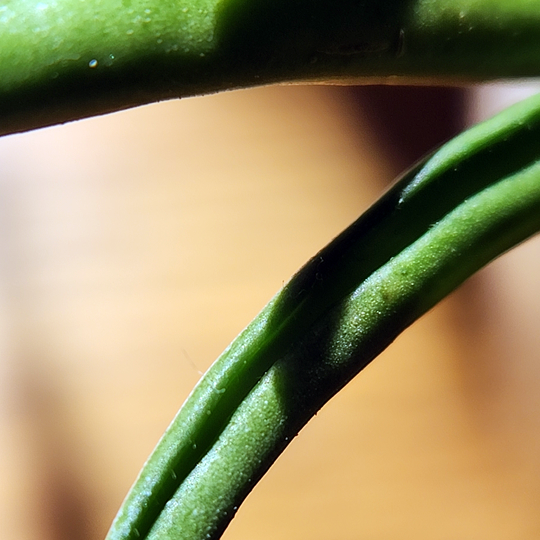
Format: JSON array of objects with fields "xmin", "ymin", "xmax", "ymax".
[{"xmin": 1, "ymin": 0, "xmax": 540, "ymax": 539}]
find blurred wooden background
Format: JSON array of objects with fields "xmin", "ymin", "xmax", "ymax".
[{"xmin": 0, "ymin": 83, "xmax": 539, "ymax": 540}]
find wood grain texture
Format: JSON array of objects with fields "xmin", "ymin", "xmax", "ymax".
[{"xmin": 0, "ymin": 84, "xmax": 538, "ymax": 540}]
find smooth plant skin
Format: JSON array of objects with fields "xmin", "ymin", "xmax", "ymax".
[
  {"xmin": 4, "ymin": 1, "xmax": 540, "ymax": 538},
  {"xmin": 106, "ymin": 94, "xmax": 540, "ymax": 540},
  {"xmin": 1, "ymin": 0, "xmax": 540, "ymax": 134}
]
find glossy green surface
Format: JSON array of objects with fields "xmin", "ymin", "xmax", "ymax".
[
  {"xmin": 1, "ymin": 0, "xmax": 540, "ymax": 133},
  {"xmin": 5, "ymin": 1, "xmax": 540, "ymax": 537},
  {"xmin": 106, "ymin": 94, "xmax": 540, "ymax": 540}
]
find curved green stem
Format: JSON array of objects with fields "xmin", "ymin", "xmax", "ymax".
[
  {"xmin": 2, "ymin": 0, "xmax": 540, "ymax": 134},
  {"xmin": 106, "ymin": 93, "xmax": 540, "ymax": 540}
]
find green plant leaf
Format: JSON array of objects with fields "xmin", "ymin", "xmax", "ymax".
[
  {"xmin": 1, "ymin": 0, "xmax": 540, "ymax": 134},
  {"xmin": 106, "ymin": 92, "xmax": 540, "ymax": 540}
]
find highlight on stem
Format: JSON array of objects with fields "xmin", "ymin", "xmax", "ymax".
[
  {"xmin": 1, "ymin": 0, "xmax": 540, "ymax": 134},
  {"xmin": 106, "ymin": 93, "xmax": 540, "ymax": 540}
]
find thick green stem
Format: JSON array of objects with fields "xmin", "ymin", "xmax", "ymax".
[
  {"xmin": 1, "ymin": 0, "xmax": 540, "ymax": 134},
  {"xmin": 106, "ymin": 94, "xmax": 540, "ymax": 540}
]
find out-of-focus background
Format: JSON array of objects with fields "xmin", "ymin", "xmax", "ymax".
[{"xmin": 0, "ymin": 82, "xmax": 539, "ymax": 540}]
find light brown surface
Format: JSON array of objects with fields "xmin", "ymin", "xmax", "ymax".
[{"xmin": 0, "ymin": 85, "xmax": 539, "ymax": 540}]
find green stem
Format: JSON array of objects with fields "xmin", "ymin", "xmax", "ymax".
[
  {"xmin": 106, "ymin": 93, "xmax": 540, "ymax": 540},
  {"xmin": 2, "ymin": 0, "xmax": 540, "ymax": 134}
]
